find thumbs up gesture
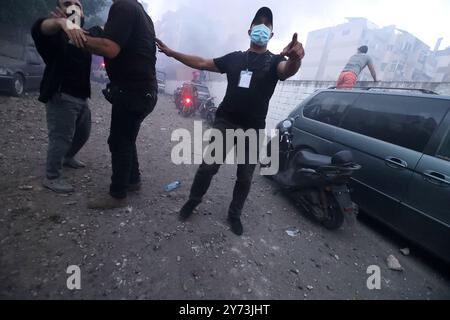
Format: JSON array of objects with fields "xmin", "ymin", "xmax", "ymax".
[{"xmin": 281, "ymin": 33, "xmax": 305, "ymax": 61}]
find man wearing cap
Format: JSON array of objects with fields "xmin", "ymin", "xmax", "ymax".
[
  {"xmin": 337, "ymin": 45, "xmax": 377, "ymax": 88},
  {"xmin": 156, "ymin": 7, "xmax": 305, "ymax": 236}
]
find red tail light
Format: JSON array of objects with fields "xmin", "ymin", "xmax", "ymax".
[{"xmin": 185, "ymin": 98, "xmax": 192, "ymax": 105}]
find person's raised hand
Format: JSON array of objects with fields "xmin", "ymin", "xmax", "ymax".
[
  {"xmin": 59, "ymin": 19, "xmax": 87, "ymax": 49},
  {"xmin": 281, "ymin": 33, "xmax": 305, "ymax": 61}
]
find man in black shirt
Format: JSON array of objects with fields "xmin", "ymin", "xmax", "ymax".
[
  {"xmin": 32, "ymin": 0, "xmax": 93, "ymax": 194},
  {"xmin": 74, "ymin": 0, "xmax": 158, "ymax": 209},
  {"xmin": 157, "ymin": 7, "xmax": 305, "ymax": 235}
]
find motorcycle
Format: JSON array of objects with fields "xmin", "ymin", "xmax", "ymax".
[
  {"xmin": 173, "ymin": 87, "xmax": 182, "ymax": 110},
  {"xmin": 268, "ymin": 118, "xmax": 361, "ymax": 230},
  {"xmin": 179, "ymin": 95, "xmax": 197, "ymax": 117},
  {"xmin": 199, "ymin": 97, "xmax": 217, "ymax": 125}
]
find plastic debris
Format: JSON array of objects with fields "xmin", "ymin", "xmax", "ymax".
[
  {"xmin": 286, "ymin": 229, "xmax": 300, "ymax": 237},
  {"xmin": 165, "ymin": 181, "xmax": 181, "ymax": 192}
]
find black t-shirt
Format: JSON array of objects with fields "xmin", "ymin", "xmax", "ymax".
[
  {"xmin": 213, "ymin": 50, "xmax": 286, "ymax": 129},
  {"xmin": 31, "ymin": 18, "xmax": 91, "ymax": 102},
  {"xmin": 103, "ymin": 0, "xmax": 157, "ymax": 92},
  {"xmin": 60, "ymin": 44, "xmax": 91, "ymax": 99}
]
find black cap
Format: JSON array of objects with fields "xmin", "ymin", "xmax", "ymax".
[{"xmin": 251, "ymin": 7, "xmax": 273, "ymax": 28}]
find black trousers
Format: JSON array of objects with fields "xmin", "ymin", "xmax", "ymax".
[
  {"xmin": 108, "ymin": 89, "xmax": 157, "ymax": 199},
  {"xmin": 189, "ymin": 117, "xmax": 259, "ymax": 218}
]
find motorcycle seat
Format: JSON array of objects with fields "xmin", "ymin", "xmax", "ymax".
[{"xmin": 295, "ymin": 150, "xmax": 332, "ymax": 168}]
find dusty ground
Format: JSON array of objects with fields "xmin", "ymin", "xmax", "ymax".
[{"xmin": 0, "ymin": 84, "xmax": 449, "ymax": 300}]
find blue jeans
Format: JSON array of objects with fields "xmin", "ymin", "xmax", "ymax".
[{"xmin": 45, "ymin": 93, "xmax": 91, "ymax": 179}]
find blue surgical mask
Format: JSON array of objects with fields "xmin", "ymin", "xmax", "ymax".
[{"xmin": 250, "ymin": 24, "xmax": 272, "ymax": 46}]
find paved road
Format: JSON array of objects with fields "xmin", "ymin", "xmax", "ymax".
[{"xmin": 0, "ymin": 86, "xmax": 449, "ymax": 299}]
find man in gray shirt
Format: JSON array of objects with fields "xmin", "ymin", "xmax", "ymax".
[{"xmin": 337, "ymin": 46, "xmax": 377, "ymax": 88}]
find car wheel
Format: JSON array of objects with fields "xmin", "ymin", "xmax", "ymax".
[{"xmin": 11, "ymin": 73, "xmax": 24, "ymax": 97}]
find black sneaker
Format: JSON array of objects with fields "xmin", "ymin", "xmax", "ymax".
[
  {"xmin": 227, "ymin": 216, "xmax": 243, "ymax": 236},
  {"xmin": 179, "ymin": 200, "xmax": 200, "ymax": 222}
]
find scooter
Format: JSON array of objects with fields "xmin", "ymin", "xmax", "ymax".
[{"xmin": 269, "ymin": 118, "xmax": 361, "ymax": 230}]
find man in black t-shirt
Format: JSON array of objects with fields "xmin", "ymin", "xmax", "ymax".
[
  {"xmin": 157, "ymin": 7, "xmax": 305, "ymax": 235},
  {"xmin": 32, "ymin": 0, "xmax": 93, "ymax": 194},
  {"xmin": 71, "ymin": 0, "xmax": 158, "ymax": 209}
]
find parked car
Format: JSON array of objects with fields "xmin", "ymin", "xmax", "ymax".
[
  {"xmin": 284, "ymin": 87, "xmax": 450, "ymax": 263},
  {"xmin": 0, "ymin": 45, "xmax": 44, "ymax": 96}
]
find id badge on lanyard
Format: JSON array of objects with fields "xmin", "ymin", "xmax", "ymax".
[
  {"xmin": 239, "ymin": 70, "xmax": 253, "ymax": 88},
  {"xmin": 238, "ymin": 52, "xmax": 253, "ymax": 89}
]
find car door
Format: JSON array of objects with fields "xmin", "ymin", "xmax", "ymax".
[
  {"xmin": 333, "ymin": 94, "xmax": 448, "ymax": 229},
  {"xmin": 403, "ymin": 107, "xmax": 450, "ymax": 262}
]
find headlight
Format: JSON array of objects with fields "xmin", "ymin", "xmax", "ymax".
[{"xmin": 0, "ymin": 68, "xmax": 8, "ymax": 76}]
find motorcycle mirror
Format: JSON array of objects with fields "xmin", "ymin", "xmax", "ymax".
[{"xmin": 281, "ymin": 119, "xmax": 293, "ymax": 130}]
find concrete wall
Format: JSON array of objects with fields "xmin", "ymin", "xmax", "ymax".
[{"xmin": 165, "ymin": 80, "xmax": 450, "ymax": 130}]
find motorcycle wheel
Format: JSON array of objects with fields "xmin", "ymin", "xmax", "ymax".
[
  {"xmin": 322, "ymin": 193, "xmax": 345, "ymax": 230},
  {"xmin": 181, "ymin": 107, "xmax": 190, "ymax": 117}
]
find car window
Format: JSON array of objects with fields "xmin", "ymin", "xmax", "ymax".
[
  {"xmin": 340, "ymin": 94, "xmax": 448, "ymax": 153},
  {"xmin": 303, "ymin": 91, "xmax": 360, "ymax": 126},
  {"xmin": 437, "ymin": 128, "xmax": 450, "ymax": 162}
]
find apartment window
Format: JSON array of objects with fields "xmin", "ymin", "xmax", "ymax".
[{"xmin": 389, "ymin": 61, "xmax": 398, "ymax": 72}]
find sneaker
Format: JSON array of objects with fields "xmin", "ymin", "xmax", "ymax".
[
  {"xmin": 63, "ymin": 157, "xmax": 86, "ymax": 169},
  {"xmin": 43, "ymin": 177, "xmax": 74, "ymax": 194},
  {"xmin": 179, "ymin": 200, "xmax": 200, "ymax": 222},
  {"xmin": 87, "ymin": 194, "xmax": 128, "ymax": 210},
  {"xmin": 127, "ymin": 181, "xmax": 142, "ymax": 192},
  {"xmin": 227, "ymin": 216, "xmax": 244, "ymax": 236}
]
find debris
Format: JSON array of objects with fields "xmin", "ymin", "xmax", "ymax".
[
  {"xmin": 18, "ymin": 185, "xmax": 33, "ymax": 191},
  {"xmin": 290, "ymin": 269, "xmax": 300, "ymax": 275},
  {"xmin": 387, "ymin": 255, "xmax": 403, "ymax": 271},
  {"xmin": 165, "ymin": 181, "xmax": 181, "ymax": 192},
  {"xmin": 400, "ymin": 248, "xmax": 410, "ymax": 256},
  {"xmin": 334, "ymin": 254, "xmax": 340, "ymax": 261},
  {"xmin": 63, "ymin": 201, "xmax": 77, "ymax": 206},
  {"xmin": 286, "ymin": 229, "xmax": 300, "ymax": 237},
  {"xmin": 125, "ymin": 206, "xmax": 133, "ymax": 213},
  {"xmin": 306, "ymin": 285, "xmax": 314, "ymax": 291},
  {"xmin": 176, "ymin": 256, "xmax": 182, "ymax": 262}
]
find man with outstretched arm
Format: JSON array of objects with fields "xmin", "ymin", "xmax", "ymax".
[{"xmin": 157, "ymin": 7, "xmax": 305, "ymax": 236}]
